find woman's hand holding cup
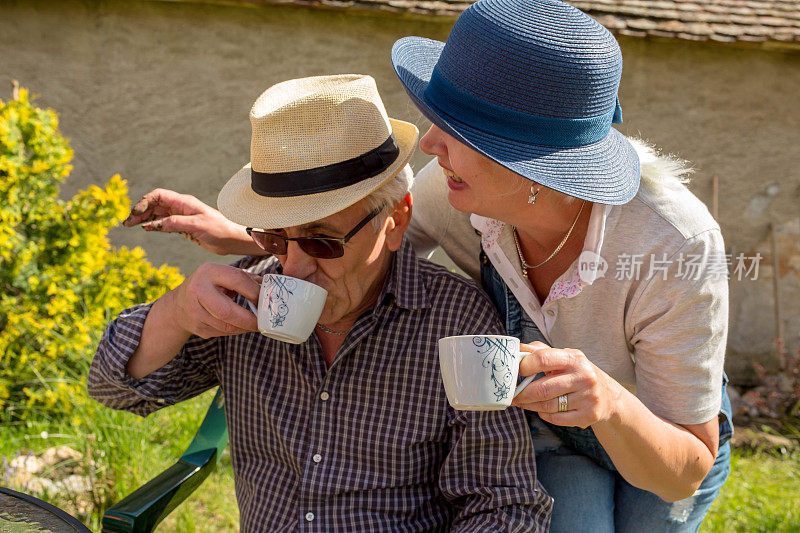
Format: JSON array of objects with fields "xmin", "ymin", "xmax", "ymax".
[{"xmin": 512, "ymin": 341, "xmax": 620, "ymax": 429}]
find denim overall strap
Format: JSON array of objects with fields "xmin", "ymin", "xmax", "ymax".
[
  {"xmin": 719, "ymin": 373, "xmax": 734, "ymax": 447},
  {"xmin": 479, "ymin": 249, "xmax": 523, "ymax": 339}
]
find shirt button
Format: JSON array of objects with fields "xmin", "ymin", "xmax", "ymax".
[
  {"xmin": 480, "ymin": 252, "xmax": 489, "ymax": 265},
  {"xmin": 319, "ymin": 392, "xmax": 330, "ymax": 401},
  {"xmin": 305, "ymin": 512, "xmax": 315, "ymax": 522},
  {"xmin": 546, "ymin": 309, "xmax": 555, "ymax": 317},
  {"xmin": 312, "ymin": 453, "xmax": 322, "ymax": 463}
]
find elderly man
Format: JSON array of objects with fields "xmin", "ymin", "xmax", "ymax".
[{"xmin": 88, "ymin": 75, "xmax": 551, "ymax": 532}]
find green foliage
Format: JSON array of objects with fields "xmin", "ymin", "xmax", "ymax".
[
  {"xmin": 0, "ymin": 88, "xmax": 183, "ymax": 422},
  {"xmin": 704, "ymin": 448, "xmax": 800, "ymax": 532},
  {"xmin": 1, "ymin": 389, "xmax": 236, "ymax": 530}
]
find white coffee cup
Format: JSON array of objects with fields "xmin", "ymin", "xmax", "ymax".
[
  {"xmin": 246, "ymin": 273, "xmax": 327, "ymax": 344},
  {"xmin": 438, "ymin": 335, "xmax": 535, "ymax": 410}
]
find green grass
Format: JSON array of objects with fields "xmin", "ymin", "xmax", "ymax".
[
  {"xmin": 1, "ymin": 388, "xmax": 238, "ymax": 532},
  {"xmin": 704, "ymin": 449, "xmax": 800, "ymax": 532},
  {"xmin": 4, "ymin": 391, "xmax": 799, "ymax": 532},
  {"xmin": 158, "ymin": 458, "xmax": 237, "ymax": 532}
]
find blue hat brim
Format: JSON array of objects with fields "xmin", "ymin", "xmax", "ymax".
[{"xmin": 391, "ymin": 36, "xmax": 641, "ymax": 206}]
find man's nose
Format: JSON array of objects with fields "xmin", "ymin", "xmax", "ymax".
[
  {"xmin": 280, "ymin": 241, "xmax": 317, "ymax": 280},
  {"xmin": 419, "ymin": 124, "xmax": 445, "ymax": 156}
]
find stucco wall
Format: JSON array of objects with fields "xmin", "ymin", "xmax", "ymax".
[{"xmin": 1, "ymin": 0, "xmax": 798, "ymax": 378}]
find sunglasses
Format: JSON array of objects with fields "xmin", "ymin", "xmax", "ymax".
[{"xmin": 246, "ymin": 209, "xmax": 381, "ymax": 259}]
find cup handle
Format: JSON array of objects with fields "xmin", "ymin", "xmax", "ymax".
[
  {"xmin": 513, "ymin": 351, "xmax": 539, "ymax": 398},
  {"xmin": 514, "ymin": 374, "xmax": 536, "ymax": 398}
]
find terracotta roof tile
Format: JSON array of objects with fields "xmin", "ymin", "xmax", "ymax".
[
  {"xmin": 626, "ymin": 18, "xmax": 659, "ymax": 31},
  {"xmin": 773, "ymin": 31, "xmax": 798, "ymax": 41},
  {"xmin": 677, "ymin": 32, "xmax": 709, "ymax": 41},
  {"xmin": 260, "ymin": 0, "xmax": 800, "ymax": 46},
  {"xmin": 657, "ymin": 19, "xmax": 686, "ymax": 33},
  {"xmin": 649, "ymin": 29, "xmax": 679, "ymax": 39},
  {"xmin": 619, "ymin": 28, "xmax": 649, "ymax": 37},
  {"xmin": 569, "ymin": 0, "xmax": 799, "ymax": 44},
  {"xmin": 711, "ymin": 23, "xmax": 746, "ymax": 36},
  {"xmin": 739, "ymin": 34, "xmax": 770, "ymax": 41},
  {"xmin": 743, "ymin": 24, "xmax": 776, "ymax": 35},
  {"xmin": 593, "ymin": 14, "xmax": 628, "ymax": 30},
  {"xmin": 759, "ymin": 16, "xmax": 794, "ymax": 26}
]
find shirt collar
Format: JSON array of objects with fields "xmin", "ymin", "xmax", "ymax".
[
  {"xmin": 469, "ymin": 202, "xmax": 613, "ymax": 286},
  {"xmin": 577, "ymin": 203, "xmax": 612, "ymax": 285},
  {"xmin": 378, "ymin": 238, "xmax": 430, "ymax": 311}
]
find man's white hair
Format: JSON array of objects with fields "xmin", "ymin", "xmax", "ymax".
[{"xmin": 363, "ymin": 164, "xmax": 414, "ymax": 231}]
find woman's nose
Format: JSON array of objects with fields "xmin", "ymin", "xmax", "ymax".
[
  {"xmin": 419, "ymin": 124, "xmax": 445, "ymax": 156},
  {"xmin": 280, "ymin": 241, "xmax": 316, "ymax": 280}
]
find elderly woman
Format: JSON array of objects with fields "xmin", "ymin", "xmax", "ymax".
[{"xmin": 124, "ymin": 1, "xmax": 732, "ymax": 530}]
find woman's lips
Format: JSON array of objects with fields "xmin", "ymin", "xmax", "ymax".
[{"xmin": 442, "ymin": 167, "xmax": 468, "ymax": 191}]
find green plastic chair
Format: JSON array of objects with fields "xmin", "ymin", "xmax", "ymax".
[{"xmin": 101, "ymin": 388, "xmax": 228, "ymax": 533}]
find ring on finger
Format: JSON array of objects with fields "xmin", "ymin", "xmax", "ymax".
[{"xmin": 557, "ymin": 394, "xmax": 569, "ymax": 412}]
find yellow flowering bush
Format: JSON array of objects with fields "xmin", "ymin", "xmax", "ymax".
[{"xmin": 0, "ymin": 89, "xmax": 183, "ymax": 422}]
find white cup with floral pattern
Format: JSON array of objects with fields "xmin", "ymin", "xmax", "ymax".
[
  {"xmin": 246, "ymin": 273, "xmax": 327, "ymax": 344},
  {"xmin": 438, "ymin": 335, "xmax": 535, "ymax": 410}
]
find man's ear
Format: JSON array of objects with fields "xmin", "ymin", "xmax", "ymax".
[{"xmin": 384, "ymin": 193, "xmax": 412, "ymax": 252}]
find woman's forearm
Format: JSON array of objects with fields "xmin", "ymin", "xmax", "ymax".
[
  {"xmin": 516, "ymin": 344, "xmax": 720, "ymax": 502},
  {"xmin": 220, "ymin": 225, "xmax": 268, "ymax": 256},
  {"xmin": 592, "ymin": 383, "xmax": 718, "ymax": 502}
]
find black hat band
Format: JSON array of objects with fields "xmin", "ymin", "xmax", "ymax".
[{"xmin": 250, "ymin": 135, "xmax": 400, "ymax": 198}]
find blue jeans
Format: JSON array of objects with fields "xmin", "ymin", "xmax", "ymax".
[
  {"xmin": 479, "ymin": 251, "xmax": 733, "ymax": 532},
  {"xmin": 535, "ymin": 437, "xmax": 731, "ymax": 533}
]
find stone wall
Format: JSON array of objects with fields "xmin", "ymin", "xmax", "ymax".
[{"xmin": 1, "ymin": 0, "xmax": 798, "ymax": 381}]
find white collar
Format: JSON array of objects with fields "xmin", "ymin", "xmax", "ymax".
[{"xmin": 470, "ymin": 202, "xmax": 612, "ymax": 285}]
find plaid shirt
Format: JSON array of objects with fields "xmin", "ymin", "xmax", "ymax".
[{"xmin": 88, "ymin": 240, "xmax": 552, "ymax": 532}]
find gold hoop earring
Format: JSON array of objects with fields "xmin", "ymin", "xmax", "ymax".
[{"xmin": 528, "ymin": 185, "xmax": 540, "ymax": 205}]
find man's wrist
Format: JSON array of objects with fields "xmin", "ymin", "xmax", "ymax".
[
  {"xmin": 125, "ymin": 291, "xmax": 192, "ymax": 380},
  {"xmin": 158, "ymin": 289, "xmax": 192, "ymax": 338}
]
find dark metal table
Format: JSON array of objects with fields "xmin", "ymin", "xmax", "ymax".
[{"xmin": 0, "ymin": 487, "xmax": 90, "ymax": 533}]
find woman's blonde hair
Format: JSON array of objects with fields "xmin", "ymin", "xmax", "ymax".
[{"xmin": 542, "ymin": 138, "xmax": 693, "ymax": 206}]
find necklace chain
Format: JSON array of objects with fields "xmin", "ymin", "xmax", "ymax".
[
  {"xmin": 512, "ymin": 200, "xmax": 586, "ymax": 277},
  {"xmin": 316, "ymin": 323, "xmax": 349, "ymax": 336}
]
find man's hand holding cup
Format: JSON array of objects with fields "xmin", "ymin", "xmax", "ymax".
[{"xmin": 169, "ymin": 263, "xmax": 261, "ymax": 339}]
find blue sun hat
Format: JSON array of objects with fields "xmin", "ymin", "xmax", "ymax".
[{"xmin": 391, "ymin": 0, "xmax": 640, "ymax": 205}]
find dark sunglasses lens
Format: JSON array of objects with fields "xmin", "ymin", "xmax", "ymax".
[
  {"xmin": 299, "ymin": 238, "xmax": 343, "ymax": 259},
  {"xmin": 251, "ymin": 232, "xmax": 287, "ymax": 255}
]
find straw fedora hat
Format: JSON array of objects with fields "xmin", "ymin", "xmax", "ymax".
[{"xmin": 218, "ymin": 74, "xmax": 418, "ymax": 229}]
